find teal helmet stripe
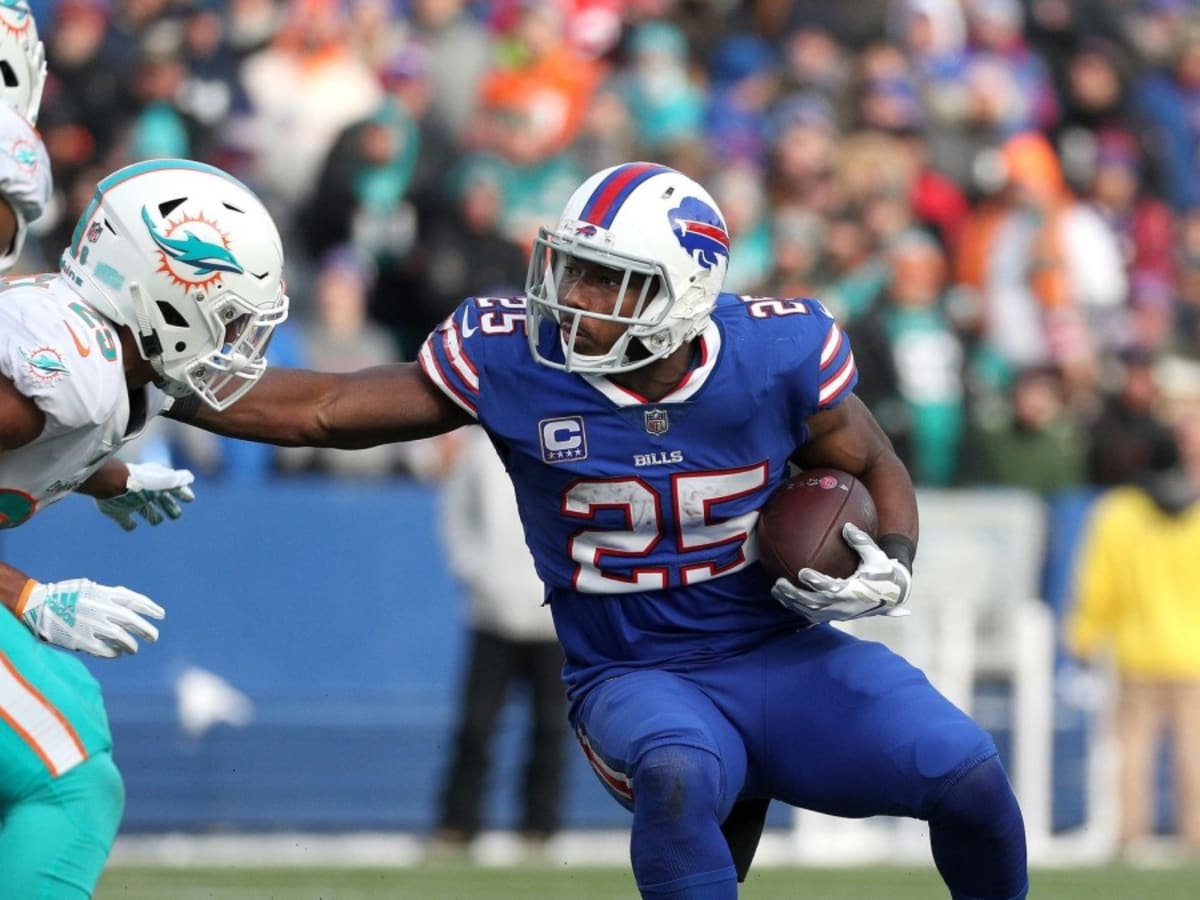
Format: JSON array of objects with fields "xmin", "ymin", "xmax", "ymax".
[{"xmin": 68, "ymin": 158, "xmax": 257, "ymax": 259}]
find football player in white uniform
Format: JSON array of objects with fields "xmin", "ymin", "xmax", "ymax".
[{"xmin": 0, "ymin": 7, "xmax": 290, "ymax": 892}]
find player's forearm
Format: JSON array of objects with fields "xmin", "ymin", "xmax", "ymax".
[
  {"xmin": 0, "ymin": 560, "xmax": 33, "ymax": 614},
  {"xmin": 797, "ymin": 397, "xmax": 919, "ymax": 547},
  {"xmin": 76, "ymin": 459, "xmax": 131, "ymax": 499},
  {"xmin": 847, "ymin": 406, "xmax": 919, "ymax": 546},
  {"xmin": 171, "ymin": 367, "xmax": 345, "ymax": 447},
  {"xmin": 171, "ymin": 363, "xmax": 470, "ymax": 449},
  {"xmin": 858, "ymin": 450, "xmax": 919, "ymax": 547}
]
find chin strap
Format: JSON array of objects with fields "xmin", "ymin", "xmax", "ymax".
[
  {"xmin": 160, "ymin": 392, "xmax": 202, "ymax": 422},
  {"xmin": 128, "ymin": 282, "xmax": 165, "ymax": 363}
]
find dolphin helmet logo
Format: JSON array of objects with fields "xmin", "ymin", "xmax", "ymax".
[
  {"xmin": 0, "ymin": 0, "xmax": 34, "ymax": 37},
  {"xmin": 667, "ymin": 197, "xmax": 730, "ymax": 270},
  {"xmin": 142, "ymin": 206, "xmax": 245, "ymax": 291}
]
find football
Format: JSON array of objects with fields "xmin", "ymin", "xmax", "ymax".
[{"xmin": 756, "ymin": 468, "xmax": 879, "ymax": 583}]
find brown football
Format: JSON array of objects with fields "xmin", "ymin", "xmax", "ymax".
[{"xmin": 756, "ymin": 468, "xmax": 879, "ymax": 583}]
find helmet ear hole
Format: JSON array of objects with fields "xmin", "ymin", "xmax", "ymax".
[
  {"xmin": 174, "ymin": 341, "xmax": 186, "ymax": 352},
  {"xmin": 0, "ymin": 61, "xmax": 16, "ymax": 88},
  {"xmin": 156, "ymin": 301, "xmax": 189, "ymax": 327}
]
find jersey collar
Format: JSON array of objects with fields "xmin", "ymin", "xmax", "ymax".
[{"xmin": 583, "ymin": 319, "xmax": 722, "ymax": 407}]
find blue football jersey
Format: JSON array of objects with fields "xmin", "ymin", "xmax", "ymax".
[{"xmin": 419, "ymin": 292, "xmax": 858, "ymax": 701}]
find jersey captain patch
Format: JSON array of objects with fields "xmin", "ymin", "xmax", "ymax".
[{"xmin": 539, "ymin": 416, "xmax": 588, "ymax": 464}]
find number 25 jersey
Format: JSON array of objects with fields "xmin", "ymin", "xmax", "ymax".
[{"xmin": 420, "ymin": 292, "xmax": 858, "ymax": 701}]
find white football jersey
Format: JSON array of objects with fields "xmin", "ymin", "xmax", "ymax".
[
  {"xmin": 0, "ymin": 103, "xmax": 50, "ymax": 271},
  {"xmin": 0, "ymin": 275, "xmax": 160, "ymax": 529}
]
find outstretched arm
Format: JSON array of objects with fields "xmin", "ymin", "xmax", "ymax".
[{"xmin": 173, "ymin": 362, "xmax": 475, "ymax": 449}]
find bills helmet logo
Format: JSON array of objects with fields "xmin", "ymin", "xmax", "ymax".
[
  {"xmin": 668, "ymin": 197, "xmax": 729, "ymax": 270},
  {"xmin": 574, "ymin": 223, "xmax": 598, "ymax": 237}
]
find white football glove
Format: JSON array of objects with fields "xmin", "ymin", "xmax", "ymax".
[
  {"xmin": 16, "ymin": 578, "xmax": 165, "ymax": 658},
  {"xmin": 772, "ymin": 523, "xmax": 912, "ymax": 625},
  {"xmin": 95, "ymin": 462, "xmax": 196, "ymax": 532}
]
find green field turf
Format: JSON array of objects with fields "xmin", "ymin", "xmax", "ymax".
[{"xmin": 95, "ymin": 864, "xmax": 1200, "ymax": 899}]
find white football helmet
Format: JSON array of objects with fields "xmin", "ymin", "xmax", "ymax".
[
  {"xmin": 60, "ymin": 159, "xmax": 289, "ymax": 411},
  {"xmin": 0, "ymin": 1, "xmax": 45, "ymax": 124},
  {"xmin": 525, "ymin": 162, "xmax": 730, "ymax": 374}
]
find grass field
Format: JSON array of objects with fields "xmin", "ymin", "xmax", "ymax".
[{"xmin": 95, "ymin": 864, "xmax": 1200, "ymax": 899}]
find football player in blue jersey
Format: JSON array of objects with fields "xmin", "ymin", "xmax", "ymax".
[{"xmin": 171, "ymin": 162, "xmax": 1028, "ymax": 900}]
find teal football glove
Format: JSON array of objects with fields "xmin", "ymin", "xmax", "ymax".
[
  {"xmin": 96, "ymin": 462, "xmax": 195, "ymax": 532},
  {"xmin": 772, "ymin": 523, "xmax": 912, "ymax": 624}
]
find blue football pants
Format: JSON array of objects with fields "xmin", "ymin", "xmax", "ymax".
[{"xmin": 574, "ymin": 625, "xmax": 1028, "ymax": 899}]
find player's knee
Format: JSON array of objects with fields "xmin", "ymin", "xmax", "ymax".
[
  {"xmin": 632, "ymin": 743, "xmax": 723, "ymax": 826},
  {"xmin": 931, "ymin": 755, "xmax": 1023, "ymax": 836},
  {"xmin": 630, "ymin": 745, "xmax": 735, "ymax": 895},
  {"xmin": 928, "ymin": 756, "xmax": 1028, "ymax": 900}
]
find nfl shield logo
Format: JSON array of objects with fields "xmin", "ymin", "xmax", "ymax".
[
  {"xmin": 644, "ymin": 409, "xmax": 669, "ymax": 435},
  {"xmin": 87, "ymin": 221, "xmax": 103, "ymax": 243}
]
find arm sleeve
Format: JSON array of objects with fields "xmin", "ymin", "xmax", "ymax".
[
  {"xmin": 417, "ymin": 300, "xmax": 483, "ymax": 420},
  {"xmin": 779, "ymin": 301, "xmax": 859, "ymax": 445}
]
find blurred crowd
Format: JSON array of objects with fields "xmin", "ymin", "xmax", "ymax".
[{"xmin": 21, "ymin": 0, "xmax": 1200, "ymax": 486}]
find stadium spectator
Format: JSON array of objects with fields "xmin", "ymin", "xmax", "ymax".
[
  {"xmin": 430, "ymin": 425, "xmax": 567, "ymax": 859},
  {"xmin": 614, "ymin": 21, "xmax": 704, "ymax": 157},
  {"xmin": 1133, "ymin": 20, "xmax": 1200, "ymax": 212},
  {"xmin": 708, "ymin": 159, "xmax": 773, "ymax": 293},
  {"xmin": 970, "ymin": 131, "xmax": 1126, "ymax": 404},
  {"xmin": 1086, "ymin": 348, "xmax": 1178, "ymax": 487},
  {"xmin": 178, "ymin": 0, "xmax": 253, "ymax": 162},
  {"xmin": 225, "ymin": 0, "xmax": 287, "ymax": 60},
  {"xmin": 127, "ymin": 22, "xmax": 196, "ymax": 161},
  {"xmin": 239, "ymin": 0, "xmax": 382, "ymax": 210},
  {"xmin": 41, "ymin": 0, "xmax": 130, "ymax": 176},
  {"xmin": 403, "ymin": 153, "xmax": 527, "ymax": 338},
  {"xmin": 406, "ymin": 0, "xmax": 493, "ymax": 143},
  {"xmin": 967, "ymin": 363, "xmax": 1088, "ymax": 494},
  {"xmin": 761, "ymin": 207, "xmax": 826, "ymax": 301},
  {"xmin": 1067, "ymin": 354, "xmax": 1200, "ymax": 860},
  {"xmin": 962, "ymin": 0, "xmax": 1059, "ymax": 135},
  {"xmin": 766, "ymin": 91, "xmax": 841, "ymax": 219},
  {"xmin": 848, "ymin": 228, "xmax": 967, "ymax": 486},
  {"xmin": 1081, "ymin": 128, "xmax": 1178, "ymax": 352},
  {"xmin": 476, "ymin": 0, "xmax": 602, "ymax": 156},
  {"xmin": 778, "ymin": 24, "xmax": 852, "ymax": 112},
  {"xmin": 704, "ymin": 33, "xmax": 781, "ymax": 167}
]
